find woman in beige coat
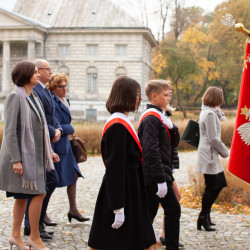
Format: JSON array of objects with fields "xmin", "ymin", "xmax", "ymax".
[
  {"xmin": 196, "ymin": 86, "xmax": 229, "ymax": 232},
  {"xmin": 0, "ymin": 61, "xmax": 59, "ymax": 250}
]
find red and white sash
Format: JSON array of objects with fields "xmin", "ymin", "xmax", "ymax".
[
  {"xmin": 139, "ymin": 108, "xmax": 172, "ymax": 140},
  {"xmin": 102, "ymin": 112, "xmax": 142, "ymax": 163}
]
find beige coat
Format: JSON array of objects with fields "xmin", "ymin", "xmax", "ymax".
[
  {"xmin": 196, "ymin": 109, "xmax": 229, "ymax": 175},
  {"xmin": 0, "ymin": 90, "xmax": 46, "ymax": 194}
]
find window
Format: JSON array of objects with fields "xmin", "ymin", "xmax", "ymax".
[
  {"xmin": 86, "ymin": 109, "xmax": 97, "ymax": 120},
  {"xmin": 116, "ymin": 45, "xmax": 127, "ymax": 56},
  {"xmin": 11, "ymin": 43, "xmax": 27, "ymax": 57},
  {"xmin": 87, "ymin": 45, "xmax": 98, "ymax": 56},
  {"xmin": 115, "ymin": 67, "xmax": 127, "ymax": 78},
  {"xmin": 87, "ymin": 73, "xmax": 97, "ymax": 93},
  {"xmin": 58, "ymin": 44, "xmax": 70, "ymax": 57}
]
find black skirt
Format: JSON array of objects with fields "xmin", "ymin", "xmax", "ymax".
[
  {"xmin": 6, "ymin": 192, "xmax": 37, "ymax": 199},
  {"xmin": 204, "ymin": 171, "xmax": 227, "ymax": 191}
]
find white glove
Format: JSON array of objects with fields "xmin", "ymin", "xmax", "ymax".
[
  {"xmin": 111, "ymin": 212, "xmax": 125, "ymax": 229},
  {"xmin": 156, "ymin": 182, "xmax": 168, "ymax": 198}
]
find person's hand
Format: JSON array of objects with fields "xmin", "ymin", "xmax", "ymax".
[
  {"xmin": 13, "ymin": 162, "xmax": 23, "ymax": 176},
  {"xmin": 52, "ymin": 153, "xmax": 60, "ymax": 163},
  {"xmin": 156, "ymin": 182, "xmax": 168, "ymax": 198},
  {"xmin": 111, "ymin": 212, "xmax": 125, "ymax": 229},
  {"xmin": 52, "ymin": 129, "xmax": 61, "ymax": 143}
]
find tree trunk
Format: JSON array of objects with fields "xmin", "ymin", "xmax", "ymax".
[{"xmin": 174, "ymin": 80, "xmax": 187, "ymax": 118}]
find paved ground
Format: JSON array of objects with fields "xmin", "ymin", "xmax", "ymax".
[{"xmin": 0, "ymin": 151, "xmax": 249, "ymax": 249}]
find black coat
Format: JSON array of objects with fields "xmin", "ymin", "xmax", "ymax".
[
  {"xmin": 138, "ymin": 104, "xmax": 180, "ymax": 185},
  {"xmin": 88, "ymin": 123, "xmax": 156, "ymax": 250}
]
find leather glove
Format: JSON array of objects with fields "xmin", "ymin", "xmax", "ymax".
[
  {"xmin": 112, "ymin": 212, "xmax": 125, "ymax": 229},
  {"xmin": 156, "ymin": 182, "xmax": 168, "ymax": 198}
]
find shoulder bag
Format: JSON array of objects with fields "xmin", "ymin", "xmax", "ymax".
[
  {"xmin": 180, "ymin": 119, "xmax": 199, "ymax": 148},
  {"xmin": 69, "ymin": 135, "xmax": 87, "ymax": 163}
]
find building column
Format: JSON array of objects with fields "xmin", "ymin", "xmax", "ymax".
[
  {"xmin": 28, "ymin": 41, "xmax": 35, "ymax": 61},
  {"xmin": 2, "ymin": 41, "xmax": 11, "ymax": 95}
]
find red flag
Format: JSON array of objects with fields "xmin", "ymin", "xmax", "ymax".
[{"xmin": 228, "ymin": 39, "xmax": 250, "ymax": 183}]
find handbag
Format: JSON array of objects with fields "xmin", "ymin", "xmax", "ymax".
[
  {"xmin": 181, "ymin": 119, "xmax": 200, "ymax": 148},
  {"xmin": 69, "ymin": 135, "xmax": 87, "ymax": 163}
]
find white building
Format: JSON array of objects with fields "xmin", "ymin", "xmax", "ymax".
[{"xmin": 0, "ymin": 0, "xmax": 157, "ymax": 120}]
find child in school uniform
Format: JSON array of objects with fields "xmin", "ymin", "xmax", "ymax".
[
  {"xmin": 138, "ymin": 80, "xmax": 183, "ymax": 250},
  {"xmin": 87, "ymin": 76, "xmax": 157, "ymax": 250}
]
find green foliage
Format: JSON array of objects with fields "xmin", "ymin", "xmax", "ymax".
[{"xmin": 153, "ymin": 0, "xmax": 250, "ymax": 113}]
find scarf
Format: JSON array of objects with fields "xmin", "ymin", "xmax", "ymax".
[
  {"xmin": 15, "ymin": 87, "xmax": 54, "ymax": 190},
  {"xmin": 201, "ymin": 104, "xmax": 227, "ymax": 121},
  {"xmin": 59, "ymin": 97, "xmax": 71, "ymax": 112},
  {"xmin": 139, "ymin": 107, "xmax": 173, "ymax": 129}
]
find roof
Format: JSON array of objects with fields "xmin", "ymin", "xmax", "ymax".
[
  {"xmin": 0, "ymin": 7, "xmax": 50, "ymax": 28},
  {"xmin": 12, "ymin": 0, "xmax": 145, "ymax": 28}
]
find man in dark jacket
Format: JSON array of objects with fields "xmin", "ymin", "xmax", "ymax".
[{"xmin": 138, "ymin": 79, "xmax": 182, "ymax": 250}]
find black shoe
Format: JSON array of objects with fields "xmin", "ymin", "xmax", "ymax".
[
  {"xmin": 67, "ymin": 212, "xmax": 89, "ymax": 223},
  {"xmin": 160, "ymin": 237, "xmax": 184, "ymax": 248},
  {"xmin": 40, "ymin": 230, "xmax": 53, "ymax": 240},
  {"xmin": 197, "ymin": 214, "xmax": 216, "ymax": 231},
  {"xmin": 39, "ymin": 223, "xmax": 53, "ymax": 239},
  {"xmin": 24, "ymin": 225, "xmax": 30, "ymax": 236},
  {"xmin": 43, "ymin": 220, "xmax": 57, "ymax": 226},
  {"xmin": 24, "ymin": 224, "xmax": 54, "ymax": 238}
]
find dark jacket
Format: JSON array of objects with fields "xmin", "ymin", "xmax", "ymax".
[
  {"xmin": 33, "ymin": 83, "xmax": 61, "ymax": 140},
  {"xmin": 52, "ymin": 93, "xmax": 83, "ymax": 187},
  {"xmin": 138, "ymin": 104, "xmax": 180, "ymax": 185}
]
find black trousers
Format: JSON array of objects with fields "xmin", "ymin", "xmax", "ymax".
[
  {"xmin": 200, "ymin": 172, "xmax": 227, "ymax": 216},
  {"xmin": 25, "ymin": 169, "xmax": 59, "ymax": 226},
  {"xmin": 146, "ymin": 182, "xmax": 181, "ymax": 250}
]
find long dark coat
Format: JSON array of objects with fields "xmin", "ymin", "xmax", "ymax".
[
  {"xmin": 88, "ymin": 123, "xmax": 156, "ymax": 250},
  {"xmin": 52, "ymin": 93, "xmax": 82, "ymax": 187}
]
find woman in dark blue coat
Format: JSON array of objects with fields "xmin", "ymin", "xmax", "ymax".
[{"xmin": 48, "ymin": 73, "xmax": 89, "ymax": 223}]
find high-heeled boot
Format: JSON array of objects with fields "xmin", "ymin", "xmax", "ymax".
[
  {"xmin": 208, "ymin": 213, "xmax": 216, "ymax": 226},
  {"xmin": 197, "ymin": 214, "xmax": 216, "ymax": 231}
]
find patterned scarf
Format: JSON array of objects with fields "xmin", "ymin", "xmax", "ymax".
[{"xmin": 201, "ymin": 104, "xmax": 227, "ymax": 122}]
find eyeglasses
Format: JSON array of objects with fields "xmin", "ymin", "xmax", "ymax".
[
  {"xmin": 39, "ymin": 67, "xmax": 52, "ymax": 71},
  {"xmin": 55, "ymin": 84, "xmax": 68, "ymax": 89}
]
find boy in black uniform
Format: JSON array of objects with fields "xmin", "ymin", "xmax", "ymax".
[{"xmin": 138, "ymin": 80, "xmax": 183, "ymax": 250}]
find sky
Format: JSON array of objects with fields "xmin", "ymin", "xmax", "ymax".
[{"xmin": 0, "ymin": 0, "xmax": 228, "ymax": 37}]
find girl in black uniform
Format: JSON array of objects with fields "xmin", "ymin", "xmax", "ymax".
[{"xmin": 87, "ymin": 76, "xmax": 157, "ymax": 250}]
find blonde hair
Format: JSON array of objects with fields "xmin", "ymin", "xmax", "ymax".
[
  {"xmin": 202, "ymin": 86, "xmax": 223, "ymax": 107},
  {"xmin": 47, "ymin": 73, "xmax": 68, "ymax": 91},
  {"xmin": 145, "ymin": 79, "xmax": 171, "ymax": 101}
]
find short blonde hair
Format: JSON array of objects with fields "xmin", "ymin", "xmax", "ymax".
[
  {"xmin": 145, "ymin": 79, "xmax": 171, "ymax": 101},
  {"xmin": 47, "ymin": 73, "xmax": 68, "ymax": 91},
  {"xmin": 202, "ymin": 86, "xmax": 223, "ymax": 107}
]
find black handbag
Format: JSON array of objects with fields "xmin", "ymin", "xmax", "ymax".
[
  {"xmin": 181, "ymin": 119, "xmax": 200, "ymax": 148},
  {"xmin": 69, "ymin": 135, "xmax": 87, "ymax": 163}
]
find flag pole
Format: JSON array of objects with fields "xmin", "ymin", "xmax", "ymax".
[{"xmin": 235, "ymin": 23, "xmax": 250, "ymax": 36}]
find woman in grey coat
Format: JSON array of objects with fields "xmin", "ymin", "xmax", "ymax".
[
  {"xmin": 0, "ymin": 61, "xmax": 59, "ymax": 250},
  {"xmin": 196, "ymin": 86, "xmax": 229, "ymax": 232}
]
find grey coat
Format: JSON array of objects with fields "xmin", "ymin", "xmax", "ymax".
[
  {"xmin": 0, "ymin": 90, "xmax": 46, "ymax": 194},
  {"xmin": 196, "ymin": 109, "xmax": 229, "ymax": 175}
]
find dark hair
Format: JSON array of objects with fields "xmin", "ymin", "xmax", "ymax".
[
  {"xmin": 11, "ymin": 61, "xmax": 36, "ymax": 87},
  {"xmin": 202, "ymin": 86, "xmax": 224, "ymax": 107},
  {"xmin": 106, "ymin": 76, "xmax": 141, "ymax": 113}
]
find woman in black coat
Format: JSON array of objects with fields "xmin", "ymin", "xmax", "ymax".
[{"xmin": 87, "ymin": 76, "xmax": 156, "ymax": 250}]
